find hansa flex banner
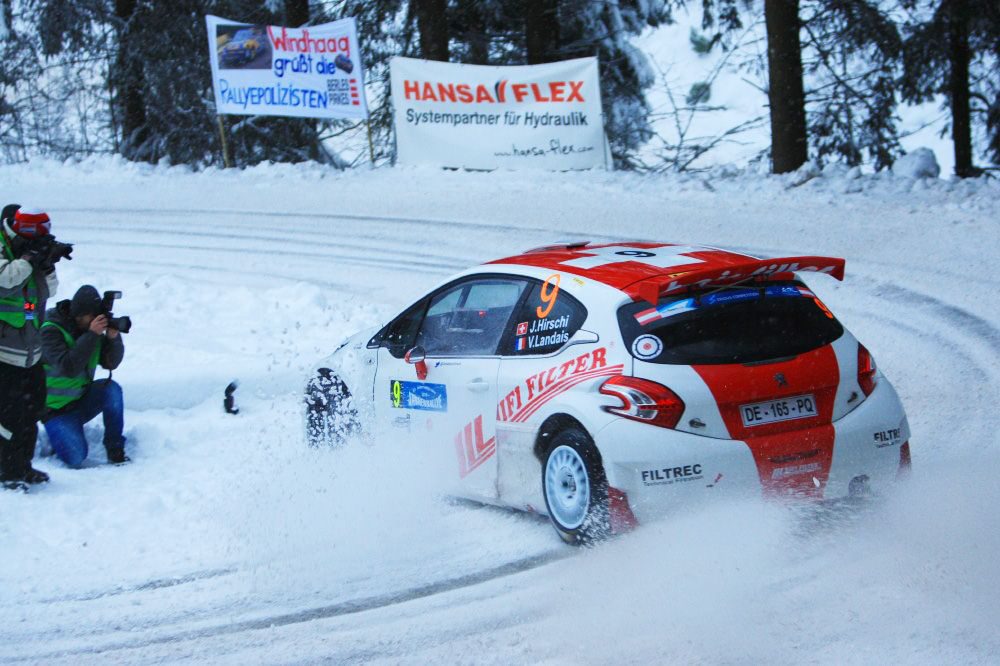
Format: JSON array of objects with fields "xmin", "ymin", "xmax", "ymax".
[
  {"xmin": 391, "ymin": 56, "xmax": 607, "ymax": 170},
  {"xmin": 205, "ymin": 15, "xmax": 368, "ymax": 120}
]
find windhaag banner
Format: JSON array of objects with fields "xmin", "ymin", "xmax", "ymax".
[
  {"xmin": 390, "ymin": 56, "xmax": 607, "ymax": 170},
  {"xmin": 205, "ymin": 15, "xmax": 368, "ymax": 120}
]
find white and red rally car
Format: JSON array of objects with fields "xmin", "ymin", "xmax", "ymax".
[{"xmin": 306, "ymin": 241, "xmax": 911, "ymax": 543}]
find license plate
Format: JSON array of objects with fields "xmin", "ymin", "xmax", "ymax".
[{"xmin": 740, "ymin": 394, "xmax": 817, "ymax": 427}]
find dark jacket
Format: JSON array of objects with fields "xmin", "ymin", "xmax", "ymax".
[{"xmin": 41, "ymin": 300, "xmax": 124, "ymax": 384}]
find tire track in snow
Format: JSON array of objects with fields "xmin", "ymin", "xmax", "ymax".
[{"xmin": 7, "ymin": 550, "xmax": 572, "ymax": 662}]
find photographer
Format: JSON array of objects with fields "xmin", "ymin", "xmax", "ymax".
[
  {"xmin": 41, "ymin": 285, "xmax": 128, "ymax": 467},
  {"xmin": 0, "ymin": 205, "xmax": 65, "ymax": 490}
]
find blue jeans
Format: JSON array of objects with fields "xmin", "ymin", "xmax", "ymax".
[{"xmin": 44, "ymin": 379, "xmax": 125, "ymax": 468}]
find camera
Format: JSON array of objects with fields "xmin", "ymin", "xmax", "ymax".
[
  {"xmin": 25, "ymin": 234, "xmax": 73, "ymax": 270},
  {"xmin": 101, "ymin": 290, "xmax": 132, "ymax": 334}
]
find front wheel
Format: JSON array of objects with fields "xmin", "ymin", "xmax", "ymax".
[{"xmin": 542, "ymin": 428, "xmax": 610, "ymax": 545}]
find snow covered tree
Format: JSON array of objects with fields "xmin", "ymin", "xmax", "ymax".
[
  {"xmin": 899, "ymin": 0, "xmax": 1000, "ymax": 176},
  {"xmin": 689, "ymin": 0, "xmax": 903, "ymax": 173},
  {"xmin": 111, "ymin": 0, "xmax": 148, "ymax": 159},
  {"xmin": 550, "ymin": 0, "xmax": 670, "ymax": 166},
  {"xmin": 801, "ymin": 1, "xmax": 902, "ymax": 170}
]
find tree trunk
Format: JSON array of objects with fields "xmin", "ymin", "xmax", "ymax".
[
  {"xmin": 1, "ymin": 0, "xmax": 12, "ymax": 39},
  {"xmin": 526, "ymin": 0, "xmax": 560, "ymax": 64},
  {"xmin": 948, "ymin": 0, "xmax": 973, "ymax": 177},
  {"xmin": 465, "ymin": 1, "xmax": 490, "ymax": 65},
  {"xmin": 285, "ymin": 0, "xmax": 309, "ymax": 27},
  {"xmin": 415, "ymin": 0, "xmax": 449, "ymax": 61},
  {"xmin": 114, "ymin": 0, "xmax": 147, "ymax": 159},
  {"xmin": 764, "ymin": 0, "xmax": 808, "ymax": 173}
]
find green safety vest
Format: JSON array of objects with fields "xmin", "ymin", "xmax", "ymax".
[
  {"xmin": 0, "ymin": 231, "xmax": 40, "ymax": 329},
  {"xmin": 41, "ymin": 321, "xmax": 101, "ymax": 410}
]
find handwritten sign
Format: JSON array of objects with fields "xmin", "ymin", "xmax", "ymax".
[
  {"xmin": 205, "ymin": 14, "xmax": 368, "ymax": 120},
  {"xmin": 390, "ymin": 56, "xmax": 607, "ymax": 170}
]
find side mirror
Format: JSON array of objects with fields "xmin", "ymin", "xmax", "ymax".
[{"xmin": 404, "ymin": 346, "xmax": 428, "ymax": 380}]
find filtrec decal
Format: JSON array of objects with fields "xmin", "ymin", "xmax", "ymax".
[{"xmin": 641, "ymin": 464, "xmax": 704, "ymax": 486}]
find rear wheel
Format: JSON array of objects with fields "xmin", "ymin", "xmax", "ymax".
[
  {"xmin": 305, "ymin": 369, "xmax": 359, "ymax": 447},
  {"xmin": 542, "ymin": 428, "xmax": 610, "ymax": 545}
]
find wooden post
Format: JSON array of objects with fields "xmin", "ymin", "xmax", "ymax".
[
  {"xmin": 366, "ymin": 119, "xmax": 376, "ymax": 167},
  {"xmin": 217, "ymin": 115, "xmax": 232, "ymax": 168}
]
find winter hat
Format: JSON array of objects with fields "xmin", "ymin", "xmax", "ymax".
[
  {"xmin": 70, "ymin": 285, "xmax": 103, "ymax": 318},
  {"xmin": 11, "ymin": 207, "xmax": 51, "ymax": 239}
]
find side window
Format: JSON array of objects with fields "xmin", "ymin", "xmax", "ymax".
[
  {"xmin": 416, "ymin": 278, "xmax": 527, "ymax": 356},
  {"xmin": 371, "ymin": 298, "xmax": 428, "ymax": 358},
  {"xmin": 500, "ymin": 278, "xmax": 587, "ymax": 356}
]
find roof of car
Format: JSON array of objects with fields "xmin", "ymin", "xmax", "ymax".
[{"xmin": 488, "ymin": 241, "xmax": 845, "ymax": 303}]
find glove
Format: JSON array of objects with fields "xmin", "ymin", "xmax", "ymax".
[
  {"xmin": 20, "ymin": 247, "xmax": 48, "ymax": 270},
  {"xmin": 20, "ymin": 236, "xmax": 53, "ymax": 271},
  {"xmin": 23, "ymin": 235, "xmax": 72, "ymax": 272}
]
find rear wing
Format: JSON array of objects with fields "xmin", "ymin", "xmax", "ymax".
[{"xmin": 624, "ymin": 256, "xmax": 846, "ymax": 304}]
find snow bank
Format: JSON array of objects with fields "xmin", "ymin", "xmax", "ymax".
[{"xmin": 893, "ymin": 147, "xmax": 941, "ymax": 179}]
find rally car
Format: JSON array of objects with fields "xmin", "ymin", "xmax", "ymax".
[
  {"xmin": 219, "ymin": 28, "xmax": 263, "ymax": 67},
  {"xmin": 305, "ymin": 241, "xmax": 911, "ymax": 544}
]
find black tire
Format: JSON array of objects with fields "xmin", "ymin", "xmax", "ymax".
[
  {"xmin": 305, "ymin": 369, "xmax": 360, "ymax": 447},
  {"xmin": 541, "ymin": 427, "xmax": 610, "ymax": 545}
]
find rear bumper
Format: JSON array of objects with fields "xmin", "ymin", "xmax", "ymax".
[
  {"xmin": 826, "ymin": 377, "xmax": 910, "ymax": 498},
  {"xmin": 592, "ymin": 377, "xmax": 909, "ymax": 524}
]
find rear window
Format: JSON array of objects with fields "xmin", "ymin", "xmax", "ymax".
[{"xmin": 617, "ymin": 282, "xmax": 844, "ymax": 365}]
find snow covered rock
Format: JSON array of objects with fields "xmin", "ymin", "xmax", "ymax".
[{"xmin": 893, "ymin": 147, "xmax": 940, "ymax": 179}]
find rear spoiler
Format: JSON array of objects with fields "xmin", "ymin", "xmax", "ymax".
[{"xmin": 624, "ymin": 256, "xmax": 846, "ymax": 304}]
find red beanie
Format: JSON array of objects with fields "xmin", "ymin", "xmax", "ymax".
[{"xmin": 11, "ymin": 207, "xmax": 51, "ymax": 238}]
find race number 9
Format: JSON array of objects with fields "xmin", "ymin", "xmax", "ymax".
[{"xmin": 537, "ymin": 273, "xmax": 561, "ymax": 319}]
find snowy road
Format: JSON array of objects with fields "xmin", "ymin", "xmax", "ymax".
[{"xmin": 1, "ymin": 161, "xmax": 998, "ymax": 664}]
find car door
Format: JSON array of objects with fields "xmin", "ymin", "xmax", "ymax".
[
  {"xmin": 372, "ymin": 298, "xmax": 429, "ymax": 435},
  {"xmin": 373, "ymin": 275, "xmax": 529, "ymax": 501},
  {"xmin": 495, "ymin": 279, "xmax": 591, "ymax": 510}
]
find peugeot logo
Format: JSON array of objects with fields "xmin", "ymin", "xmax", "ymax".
[{"xmin": 774, "ymin": 373, "xmax": 788, "ymax": 387}]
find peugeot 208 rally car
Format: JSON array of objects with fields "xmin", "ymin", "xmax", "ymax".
[{"xmin": 306, "ymin": 242, "xmax": 911, "ymax": 544}]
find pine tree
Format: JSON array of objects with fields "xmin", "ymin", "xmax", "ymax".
[
  {"xmin": 900, "ymin": 0, "xmax": 1000, "ymax": 176},
  {"xmin": 688, "ymin": 0, "xmax": 903, "ymax": 173},
  {"xmin": 554, "ymin": 0, "xmax": 670, "ymax": 167},
  {"xmin": 802, "ymin": 0, "xmax": 902, "ymax": 170}
]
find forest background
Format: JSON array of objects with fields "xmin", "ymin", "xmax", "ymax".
[{"xmin": 0, "ymin": 0, "xmax": 997, "ymax": 176}]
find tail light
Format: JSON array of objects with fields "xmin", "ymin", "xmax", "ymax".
[
  {"xmin": 599, "ymin": 376, "xmax": 685, "ymax": 429},
  {"xmin": 858, "ymin": 344, "xmax": 877, "ymax": 396}
]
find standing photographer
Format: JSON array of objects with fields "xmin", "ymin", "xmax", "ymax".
[
  {"xmin": 0, "ymin": 205, "xmax": 64, "ymax": 490},
  {"xmin": 41, "ymin": 285, "xmax": 128, "ymax": 467}
]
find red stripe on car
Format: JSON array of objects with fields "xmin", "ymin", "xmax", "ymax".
[{"xmin": 692, "ymin": 345, "xmax": 840, "ymax": 498}]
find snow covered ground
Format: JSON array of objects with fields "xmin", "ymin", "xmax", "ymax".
[{"xmin": 1, "ymin": 158, "xmax": 998, "ymax": 664}]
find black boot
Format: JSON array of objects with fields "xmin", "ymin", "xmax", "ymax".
[
  {"xmin": 105, "ymin": 438, "xmax": 130, "ymax": 465},
  {"xmin": 106, "ymin": 448, "xmax": 130, "ymax": 465},
  {"xmin": 23, "ymin": 467, "xmax": 49, "ymax": 484},
  {"xmin": 2, "ymin": 479, "xmax": 29, "ymax": 492}
]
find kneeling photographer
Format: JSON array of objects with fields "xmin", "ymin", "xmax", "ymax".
[{"xmin": 41, "ymin": 285, "xmax": 130, "ymax": 467}]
